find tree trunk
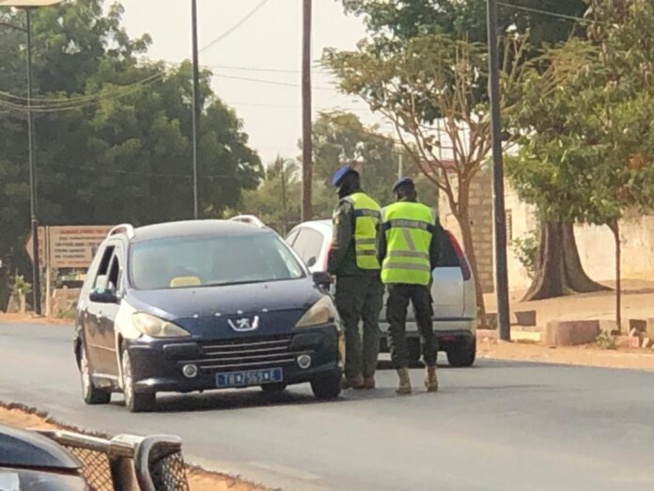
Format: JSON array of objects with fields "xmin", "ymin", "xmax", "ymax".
[
  {"xmin": 561, "ymin": 222, "xmax": 610, "ymax": 293},
  {"xmin": 608, "ymin": 220, "xmax": 621, "ymax": 332},
  {"xmin": 523, "ymin": 222, "xmax": 567, "ymax": 300},
  {"xmin": 455, "ymin": 211, "xmax": 488, "ymax": 327},
  {"xmin": 523, "ymin": 221, "xmax": 609, "ymax": 301}
]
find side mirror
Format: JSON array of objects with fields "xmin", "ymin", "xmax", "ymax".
[
  {"xmin": 306, "ymin": 256, "xmax": 317, "ymax": 268},
  {"xmin": 312, "ymin": 271, "xmax": 333, "ymax": 289},
  {"xmin": 89, "ymin": 288, "xmax": 119, "ymax": 304}
]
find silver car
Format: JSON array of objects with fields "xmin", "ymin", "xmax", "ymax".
[{"xmin": 284, "ymin": 219, "xmax": 478, "ymax": 367}]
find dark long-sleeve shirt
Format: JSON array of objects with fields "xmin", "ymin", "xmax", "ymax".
[{"xmin": 377, "ymin": 198, "xmax": 441, "ymax": 270}]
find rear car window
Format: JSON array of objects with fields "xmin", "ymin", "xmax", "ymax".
[
  {"xmin": 437, "ymin": 233, "xmax": 459, "ymax": 268},
  {"xmin": 129, "ymin": 232, "xmax": 305, "ymax": 290}
]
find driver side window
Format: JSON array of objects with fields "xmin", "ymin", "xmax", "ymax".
[
  {"xmin": 107, "ymin": 254, "xmax": 122, "ymax": 292},
  {"xmin": 92, "ymin": 245, "xmax": 116, "ymax": 291}
]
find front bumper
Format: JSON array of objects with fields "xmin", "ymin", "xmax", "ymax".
[{"xmin": 125, "ymin": 326, "xmax": 342, "ymax": 394}]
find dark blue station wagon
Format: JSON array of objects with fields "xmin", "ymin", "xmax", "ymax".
[{"xmin": 73, "ymin": 220, "xmax": 343, "ymax": 412}]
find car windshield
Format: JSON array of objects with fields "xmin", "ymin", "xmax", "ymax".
[{"xmin": 129, "ymin": 232, "xmax": 305, "ymax": 290}]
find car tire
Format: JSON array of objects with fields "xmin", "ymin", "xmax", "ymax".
[
  {"xmin": 261, "ymin": 383, "xmax": 287, "ymax": 393},
  {"xmin": 311, "ymin": 373, "xmax": 342, "ymax": 400},
  {"xmin": 121, "ymin": 348, "xmax": 155, "ymax": 413},
  {"xmin": 446, "ymin": 337, "xmax": 476, "ymax": 367},
  {"xmin": 80, "ymin": 343, "xmax": 111, "ymax": 405}
]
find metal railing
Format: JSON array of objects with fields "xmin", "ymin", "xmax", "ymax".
[{"xmin": 37, "ymin": 429, "xmax": 190, "ymax": 491}]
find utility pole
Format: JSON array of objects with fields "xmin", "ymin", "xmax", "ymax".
[
  {"xmin": 2, "ymin": 1, "xmax": 65, "ymax": 315},
  {"xmin": 301, "ymin": 0, "xmax": 313, "ymax": 221},
  {"xmin": 280, "ymin": 158, "xmax": 288, "ymax": 234},
  {"xmin": 191, "ymin": 0, "xmax": 200, "ymax": 219},
  {"xmin": 486, "ymin": 0, "xmax": 511, "ymax": 341},
  {"xmin": 25, "ymin": 7, "xmax": 41, "ymax": 315}
]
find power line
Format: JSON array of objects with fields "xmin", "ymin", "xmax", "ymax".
[
  {"xmin": 0, "ymin": 1, "xmax": 275, "ymax": 108},
  {"xmin": 46, "ymin": 162, "xmax": 245, "ymax": 179},
  {"xmin": 497, "ymin": 2, "xmax": 589, "ymax": 24},
  {"xmin": 213, "ymin": 73, "xmax": 333, "ymax": 91},
  {"xmin": 200, "ymin": 0, "xmax": 273, "ymax": 53}
]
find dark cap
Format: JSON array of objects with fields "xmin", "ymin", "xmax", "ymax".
[
  {"xmin": 331, "ymin": 165, "xmax": 357, "ymax": 187},
  {"xmin": 392, "ymin": 177, "xmax": 414, "ymax": 193}
]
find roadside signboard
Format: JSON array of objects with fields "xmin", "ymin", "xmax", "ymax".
[
  {"xmin": 47, "ymin": 226, "xmax": 113, "ymax": 269},
  {"xmin": 24, "ymin": 225, "xmax": 113, "ymax": 270},
  {"xmin": 24, "ymin": 226, "xmax": 46, "ymax": 270}
]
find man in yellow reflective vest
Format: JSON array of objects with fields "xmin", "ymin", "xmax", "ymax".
[
  {"xmin": 378, "ymin": 177, "xmax": 441, "ymax": 395},
  {"xmin": 328, "ymin": 165, "xmax": 384, "ymax": 390}
]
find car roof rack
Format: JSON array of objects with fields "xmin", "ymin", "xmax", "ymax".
[
  {"xmin": 108, "ymin": 223, "xmax": 135, "ymax": 238},
  {"xmin": 229, "ymin": 215, "xmax": 267, "ymax": 229}
]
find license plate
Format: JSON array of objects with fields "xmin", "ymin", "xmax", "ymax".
[{"xmin": 216, "ymin": 368, "xmax": 283, "ymax": 388}]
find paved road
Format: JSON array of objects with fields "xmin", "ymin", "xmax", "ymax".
[{"xmin": 1, "ymin": 323, "xmax": 654, "ymax": 490}]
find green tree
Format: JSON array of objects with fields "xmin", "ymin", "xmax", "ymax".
[
  {"xmin": 341, "ymin": 0, "xmax": 587, "ymax": 48},
  {"xmin": 324, "ymin": 34, "xmax": 528, "ymax": 322},
  {"xmin": 0, "ymin": 0, "xmax": 262, "ymax": 302},
  {"xmin": 336, "ymin": 0, "xmax": 606, "ymax": 302},
  {"xmin": 235, "ymin": 156, "xmax": 303, "ymax": 235},
  {"xmin": 508, "ymin": 0, "xmax": 654, "ymax": 326},
  {"xmin": 311, "ymin": 111, "xmax": 427, "ymax": 207}
]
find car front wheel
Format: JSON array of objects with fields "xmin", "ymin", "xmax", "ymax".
[
  {"xmin": 121, "ymin": 348, "xmax": 155, "ymax": 413},
  {"xmin": 311, "ymin": 372, "xmax": 342, "ymax": 400},
  {"xmin": 446, "ymin": 337, "xmax": 476, "ymax": 367},
  {"xmin": 80, "ymin": 342, "xmax": 111, "ymax": 405}
]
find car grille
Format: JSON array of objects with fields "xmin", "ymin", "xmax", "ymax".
[{"xmin": 189, "ymin": 335, "xmax": 297, "ymax": 373}]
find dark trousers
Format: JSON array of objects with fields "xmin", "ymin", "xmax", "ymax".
[
  {"xmin": 334, "ymin": 275, "xmax": 384, "ymax": 379},
  {"xmin": 386, "ymin": 283, "xmax": 437, "ymax": 369}
]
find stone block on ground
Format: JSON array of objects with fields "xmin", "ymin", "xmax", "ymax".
[
  {"xmin": 545, "ymin": 320, "xmax": 601, "ymax": 347},
  {"xmin": 630, "ymin": 319, "xmax": 647, "ymax": 334},
  {"xmin": 514, "ymin": 310, "xmax": 537, "ymax": 327},
  {"xmin": 615, "ymin": 335, "xmax": 641, "ymax": 349}
]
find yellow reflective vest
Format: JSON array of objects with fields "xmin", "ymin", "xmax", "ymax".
[
  {"xmin": 343, "ymin": 192, "xmax": 381, "ymax": 270},
  {"xmin": 380, "ymin": 201, "xmax": 435, "ymax": 285}
]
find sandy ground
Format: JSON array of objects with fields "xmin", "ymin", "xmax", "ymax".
[
  {"xmin": 0, "ymin": 405, "xmax": 264, "ymax": 491},
  {"xmin": 484, "ymin": 279, "xmax": 654, "ymax": 327},
  {"xmin": 477, "ymin": 337, "xmax": 654, "ymax": 371}
]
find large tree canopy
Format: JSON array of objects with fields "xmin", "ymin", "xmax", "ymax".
[
  {"xmin": 0, "ymin": 0, "xmax": 262, "ymax": 293},
  {"xmin": 341, "ymin": 0, "xmax": 587, "ymax": 51}
]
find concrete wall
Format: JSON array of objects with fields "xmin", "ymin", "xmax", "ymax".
[
  {"xmin": 441, "ymin": 170, "xmax": 654, "ymax": 293},
  {"xmin": 439, "ymin": 169, "xmax": 496, "ymax": 294}
]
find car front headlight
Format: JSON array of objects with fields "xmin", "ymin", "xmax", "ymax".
[
  {"xmin": 295, "ymin": 296, "xmax": 339, "ymax": 328},
  {"xmin": 132, "ymin": 312, "xmax": 191, "ymax": 338}
]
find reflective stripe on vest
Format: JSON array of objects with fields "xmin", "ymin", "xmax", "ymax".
[
  {"xmin": 344, "ymin": 192, "xmax": 381, "ymax": 270},
  {"xmin": 381, "ymin": 201, "xmax": 435, "ymax": 285}
]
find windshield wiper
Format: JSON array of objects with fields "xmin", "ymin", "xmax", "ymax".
[{"xmin": 202, "ymin": 279, "xmax": 270, "ymax": 287}]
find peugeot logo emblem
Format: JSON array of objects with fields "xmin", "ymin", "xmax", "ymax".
[{"xmin": 228, "ymin": 315, "xmax": 260, "ymax": 332}]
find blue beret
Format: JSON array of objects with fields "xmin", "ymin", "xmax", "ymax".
[
  {"xmin": 392, "ymin": 177, "xmax": 414, "ymax": 192},
  {"xmin": 331, "ymin": 165, "xmax": 353, "ymax": 187}
]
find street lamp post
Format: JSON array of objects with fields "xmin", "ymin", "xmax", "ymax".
[
  {"xmin": 190, "ymin": 0, "xmax": 200, "ymax": 220},
  {"xmin": 0, "ymin": 0, "xmax": 63, "ymax": 316}
]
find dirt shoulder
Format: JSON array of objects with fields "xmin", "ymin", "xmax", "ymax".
[
  {"xmin": 0, "ymin": 312, "xmax": 72, "ymax": 325},
  {"xmin": 0, "ymin": 404, "xmax": 265, "ymax": 491},
  {"xmin": 478, "ymin": 338, "xmax": 654, "ymax": 371}
]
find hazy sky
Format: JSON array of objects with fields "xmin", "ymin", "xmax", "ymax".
[{"xmin": 119, "ymin": 0, "xmax": 389, "ymax": 164}]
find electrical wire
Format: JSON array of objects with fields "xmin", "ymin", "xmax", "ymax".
[
  {"xmin": 212, "ymin": 73, "xmax": 334, "ymax": 91},
  {"xmin": 200, "ymin": 0, "xmax": 273, "ymax": 53},
  {"xmin": 0, "ymin": 0, "xmax": 276, "ymax": 109},
  {"xmin": 497, "ymin": 2, "xmax": 589, "ymax": 24}
]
